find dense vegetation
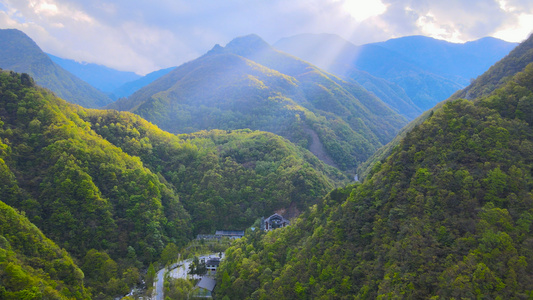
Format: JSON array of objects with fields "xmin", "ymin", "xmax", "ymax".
[
  {"xmin": 110, "ymin": 34, "xmax": 407, "ymax": 171},
  {"xmin": 0, "ymin": 200, "xmax": 89, "ymax": 299},
  {"xmin": 0, "ymin": 69, "xmax": 346, "ymax": 298},
  {"xmin": 82, "ymin": 110, "xmax": 348, "ymax": 233},
  {"xmin": 0, "ymin": 29, "xmax": 112, "ymax": 108},
  {"xmin": 216, "ymin": 56, "xmax": 533, "ymax": 299}
]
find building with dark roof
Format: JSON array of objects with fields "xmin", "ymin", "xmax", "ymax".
[
  {"xmin": 195, "ymin": 276, "xmax": 216, "ymax": 298},
  {"xmin": 205, "ymin": 257, "xmax": 220, "ymax": 273},
  {"xmin": 261, "ymin": 213, "xmax": 290, "ymax": 231}
]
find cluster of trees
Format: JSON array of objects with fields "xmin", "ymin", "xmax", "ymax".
[
  {"xmin": 0, "ymin": 69, "xmax": 347, "ymax": 298},
  {"xmin": 215, "ymin": 54, "xmax": 533, "ymax": 298},
  {"xmin": 0, "ymin": 200, "xmax": 89, "ymax": 298},
  {"xmin": 188, "ymin": 256, "xmax": 207, "ymax": 276},
  {"xmin": 83, "ymin": 109, "xmax": 348, "ymax": 233}
]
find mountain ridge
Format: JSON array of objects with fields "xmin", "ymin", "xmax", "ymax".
[
  {"xmin": 0, "ymin": 28, "xmax": 113, "ymax": 108},
  {"xmin": 274, "ymin": 33, "xmax": 517, "ymax": 116},
  {"xmin": 110, "ymin": 34, "xmax": 407, "ymax": 171},
  {"xmin": 216, "ymin": 32, "xmax": 533, "ymax": 300}
]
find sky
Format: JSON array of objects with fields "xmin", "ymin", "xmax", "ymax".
[{"xmin": 0, "ymin": 0, "xmax": 532, "ymax": 75}]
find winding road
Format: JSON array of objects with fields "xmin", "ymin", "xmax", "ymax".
[{"xmin": 152, "ymin": 253, "xmax": 222, "ymax": 300}]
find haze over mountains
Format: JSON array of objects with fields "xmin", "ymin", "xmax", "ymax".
[
  {"xmin": 48, "ymin": 54, "xmax": 176, "ymax": 100},
  {"xmin": 217, "ymin": 33, "xmax": 533, "ymax": 299},
  {"xmin": 0, "ymin": 25, "xmax": 530, "ymax": 299},
  {"xmin": 0, "ymin": 27, "xmax": 516, "ymax": 122},
  {"xmin": 0, "ymin": 29, "xmax": 113, "ymax": 108},
  {"xmin": 48, "ymin": 54, "xmax": 141, "ymax": 94},
  {"xmin": 109, "ymin": 34, "xmax": 408, "ymax": 171},
  {"xmin": 275, "ymin": 33, "xmax": 517, "ymax": 116}
]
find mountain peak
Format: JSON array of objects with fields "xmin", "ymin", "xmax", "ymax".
[
  {"xmin": 0, "ymin": 28, "xmax": 112, "ymax": 108},
  {"xmin": 223, "ymin": 34, "xmax": 271, "ymax": 57}
]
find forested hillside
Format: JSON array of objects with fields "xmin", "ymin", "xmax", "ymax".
[
  {"xmin": 216, "ymin": 44, "xmax": 533, "ymax": 299},
  {"xmin": 0, "ymin": 70, "xmax": 346, "ymax": 298},
  {"xmin": 357, "ymin": 33, "xmax": 533, "ymax": 180},
  {"xmin": 110, "ymin": 34, "xmax": 407, "ymax": 171},
  {"xmin": 0, "ymin": 199, "xmax": 89, "ymax": 299},
  {"xmin": 0, "ymin": 29, "xmax": 112, "ymax": 108}
]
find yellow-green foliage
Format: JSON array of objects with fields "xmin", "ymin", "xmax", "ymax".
[
  {"xmin": 0, "ymin": 70, "xmax": 349, "ymax": 298},
  {"xmin": 0, "ymin": 200, "xmax": 89, "ymax": 299},
  {"xmin": 216, "ymin": 57, "xmax": 533, "ymax": 299}
]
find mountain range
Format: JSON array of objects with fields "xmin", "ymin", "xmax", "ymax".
[
  {"xmin": 48, "ymin": 54, "xmax": 141, "ymax": 93},
  {"xmin": 48, "ymin": 54, "xmax": 176, "ymax": 100},
  {"xmin": 109, "ymin": 34, "xmax": 408, "ymax": 171},
  {"xmin": 275, "ymin": 33, "xmax": 517, "ymax": 116},
  {"xmin": 0, "ymin": 25, "xmax": 529, "ymax": 299},
  {"xmin": 216, "ymin": 33, "xmax": 533, "ymax": 299}
]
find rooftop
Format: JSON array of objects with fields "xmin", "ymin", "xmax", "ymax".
[{"xmin": 197, "ymin": 276, "xmax": 217, "ymax": 292}]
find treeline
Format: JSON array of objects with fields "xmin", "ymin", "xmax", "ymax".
[
  {"xmin": 0, "ymin": 69, "xmax": 347, "ymax": 298},
  {"xmin": 215, "ymin": 61, "xmax": 533, "ymax": 298}
]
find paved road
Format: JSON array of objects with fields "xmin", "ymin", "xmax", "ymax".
[
  {"xmin": 153, "ymin": 265, "xmax": 166, "ymax": 300},
  {"xmin": 152, "ymin": 253, "xmax": 223, "ymax": 299}
]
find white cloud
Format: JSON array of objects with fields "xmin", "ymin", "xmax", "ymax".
[
  {"xmin": 341, "ymin": 0, "xmax": 387, "ymax": 22},
  {"xmin": 0, "ymin": 0, "xmax": 531, "ymax": 74},
  {"xmin": 494, "ymin": 13, "xmax": 533, "ymax": 42}
]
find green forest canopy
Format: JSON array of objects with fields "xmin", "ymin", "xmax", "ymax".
[
  {"xmin": 0, "ymin": 69, "xmax": 347, "ymax": 298},
  {"xmin": 215, "ymin": 60, "xmax": 533, "ymax": 299}
]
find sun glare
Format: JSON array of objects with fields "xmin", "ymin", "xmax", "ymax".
[
  {"xmin": 494, "ymin": 14, "xmax": 533, "ymax": 42},
  {"xmin": 342, "ymin": 0, "xmax": 387, "ymax": 22}
]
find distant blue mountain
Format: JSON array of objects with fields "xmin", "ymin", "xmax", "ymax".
[
  {"xmin": 47, "ymin": 54, "xmax": 141, "ymax": 92},
  {"xmin": 111, "ymin": 66, "xmax": 176, "ymax": 99},
  {"xmin": 372, "ymin": 35, "xmax": 518, "ymax": 85},
  {"xmin": 274, "ymin": 34, "xmax": 517, "ymax": 116}
]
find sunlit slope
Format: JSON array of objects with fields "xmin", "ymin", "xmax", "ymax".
[
  {"xmin": 0, "ymin": 70, "xmax": 348, "ymax": 297},
  {"xmin": 216, "ymin": 48, "xmax": 533, "ymax": 300},
  {"xmin": 0, "ymin": 70, "xmax": 191, "ymax": 263},
  {"xmin": 0, "ymin": 199, "xmax": 89, "ymax": 298},
  {"xmin": 111, "ymin": 34, "xmax": 407, "ymax": 171},
  {"xmin": 0, "ymin": 29, "xmax": 112, "ymax": 108}
]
